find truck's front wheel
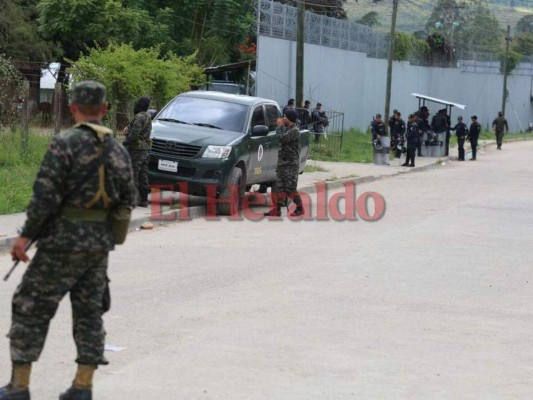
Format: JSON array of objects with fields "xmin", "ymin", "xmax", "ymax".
[{"xmin": 217, "ymin": 167, "xmax": 245, "ymax": 215}]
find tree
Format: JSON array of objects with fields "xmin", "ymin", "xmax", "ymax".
[
  {"xmin": 276, "ymin": 0, "xmax": 348, "ymax": 19},
  {"xmin": 516, "ymin": 14, "xmax": 533, "ymax": 35},
  {"xmin": 514, "ymin": 33, "xmax": 533, "ymax": 56},
  {"xmin": 499, "ymin": 48, "xmax": 522, "ymax": 74},
  {"xmin": 424, "ymin": 0, "xmax": 502, "ymax": 64},
  {"xmin": 0, "ymin": 0, "xmax": 60, "ymax": 102},
  {"xmin": 0, "ymin": 56, "xmax": 25, "ymax": 128},
  {"xmin": 68, "ymin": 43, "xmax": 204, "ymax": 130},
  {"xmin": 0, "ymin": 0, "xmax": 55, "ymax": 61},
  {"xmin": 137, "ymin": 0, "xmax": 257, "ymax": 66},
  {"xmin": 357, "ymin": 11, "xmax": 380, "ymax": 27},
  {"xmin": 37, "ymin": 0, "xmax": 175, "ymax": 63}
]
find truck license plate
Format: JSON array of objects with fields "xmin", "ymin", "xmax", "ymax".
[{"xmin": 158, "ymin": 159, "xmax": 178, "ymax": 173}]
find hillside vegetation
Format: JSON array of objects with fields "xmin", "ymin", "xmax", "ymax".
[{"xmin": 347, "ymin": 0, "xmax": 532, "ymax": 33}]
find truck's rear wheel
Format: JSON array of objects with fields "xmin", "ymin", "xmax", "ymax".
[{"xmin": 217, "ymin": 167, "xmax": 245, "ymax": 215}]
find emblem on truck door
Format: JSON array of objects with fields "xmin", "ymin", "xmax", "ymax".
[{"xmin": 258, "ymin": 144, "xmax": 264, "ymax": 162}]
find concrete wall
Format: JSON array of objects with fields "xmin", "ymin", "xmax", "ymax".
[{"xmin": 257, "ymin": 36, "xmax": 533, "ymax": 132}]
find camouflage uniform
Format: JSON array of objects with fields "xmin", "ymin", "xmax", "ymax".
[
  {"xmin": 124, "ymin": 108, "xmax": 152, "ymax": 205},
  {"xmin": 8, "ymin": 82, "xmax": 137, "ymax": 368},
  {"xmin": 272, "ymin": 124, "xmax": 302, "ymax": 208},
  {"xmin": 492, "ymin": 115, "xmax": 508, "ymax": 150}
]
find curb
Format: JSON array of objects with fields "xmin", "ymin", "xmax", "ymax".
[
  {"xmin": 0, "ymin": 206, "xmax": 207, "ymax": 253},
  {"xmin": 0, "ymin": 138, "xmax": 525, "ymax": 251}
]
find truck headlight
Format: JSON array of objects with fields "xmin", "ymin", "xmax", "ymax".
[{"xmin": 202, "ymin": 145, "xmax": 232, "ymax": 158}]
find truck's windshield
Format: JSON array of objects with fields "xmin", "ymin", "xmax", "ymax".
[{"xmin": 157, "ymin": 96, "xmax": 248, "ymax": 133}]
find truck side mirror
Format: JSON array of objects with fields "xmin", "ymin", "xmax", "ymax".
[{"xmin": 252, "ymin": 125, "xmax": 269, "ymax": 137}]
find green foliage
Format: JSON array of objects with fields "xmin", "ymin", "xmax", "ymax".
[
  {"xmin": 457, "ymin": 5, "xmax": 502, "ymax": 53},
  {"xmin": 136, "ymin": 0, "xmax": 257, "ymax": 66},
  {"xmin": 514, "ymin": 33, "xmax": 533, "ymax": 55},
  {"xmin": 37, "ymin": 0, "xmax": 175, "ymax": 61},
  {"xmin": 424, "ymin": 0, "xmax": 502, "ymax": 62},
  {"xmin": 516, "ymin": 14, "xmax": 533, "ymax": 35},
  {"xmin": 278, "ymin": 0, "xmax": 347, "ymax": 19},
  {"xmin": 357, "ymin": 11, "xmax": 380, "ymax": 27},
  {"xmin": 68, "ymin": 43, "xmax": 204, "ymax": 127},
  {"xmin": 393, "ymin": 32, "xmax": 413, "ymax": 61},
  {"xmin": 0, "ymin": 0, "xmax": 57, "ymax": 61},
  {"xmin": 0, "ymin": 57, "xmax": 25, "ymax": 126},
  {"xmin": 0, "ymin": 129, "xmax": 52, "ymax": 215},
  {"xmin": 311, "ymin": 129, "xmax": 373, "ymax": 163},
  {"xmin": 426, "ymin": 31, "xmax": 454, "ymax": 66},
  {"xmin": 499, "ymin": 48, "xmax": 522, "ymax": 74}
]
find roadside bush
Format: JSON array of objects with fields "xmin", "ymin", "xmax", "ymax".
[
  {"xmin": 68, "ymin": 43, "xmax": 205, "ymax": 130},
  {"xmin": 0, "ymin": 130, "xmax": 52, "ymax": 214}
]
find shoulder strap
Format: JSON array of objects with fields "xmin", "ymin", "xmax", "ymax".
[{"xmin": 69, "ymin": 123, "xmax": 113, "ymax": 209}]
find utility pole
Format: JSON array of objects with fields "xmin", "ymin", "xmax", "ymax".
[
  {"xmin": 384, "ymin": 0, "xmax": 399, "ymax": 134},
  {"xmin": 296, "ymin": 0, "xmax": 305, "ymax": 107},
  {"xmin": 502, "ymin": 25, "xmax": 511, "ymax": 116}
]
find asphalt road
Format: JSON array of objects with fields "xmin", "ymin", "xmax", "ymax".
[{"xmin": 1, "ymin": 142, "xmax": 532, "ymax": 399}]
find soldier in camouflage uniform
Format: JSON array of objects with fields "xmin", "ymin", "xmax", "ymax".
[
  {"xmin": 492, "ymin": 111, "xmax": 509, "ymax": 150},
  {"xmin": 264, "ymin": 109, "xmax": 304, "ymax": 217},
  {"xmin": 1, "ymin": 81, "xmax": 137, "ymax": 400},
  {"xmin": 124, "ymin": 96, "xmax": 152, "ymax": 207}
]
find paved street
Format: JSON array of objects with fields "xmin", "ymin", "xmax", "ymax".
[{"xmin": 1, "ymin": 141, "xmax": 532, "ymax": 399}]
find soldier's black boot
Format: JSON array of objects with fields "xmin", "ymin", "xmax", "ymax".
[
  {"xmin": 59, "ymin": 388, "xmax": 92, "ymax": 400},
  {"xmin": 59, "ymin": 365, "xmax": 94, "ymax": 400},
  {"xmin": 0, "ymin": 385, "xmax": 30, "ymax": 400},
  {"xmin": 0, "ymin": 363, "xmax": 32, "ymax": 400}
]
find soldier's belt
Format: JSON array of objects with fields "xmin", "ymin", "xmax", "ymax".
[{"xmin": 60, "ymin": 207, "xmax": 108, "ymax": 222}]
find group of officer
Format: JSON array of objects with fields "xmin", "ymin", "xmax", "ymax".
[{"xmin": 371, "ymin": 107, "xmax": 508, "ymax": 166}]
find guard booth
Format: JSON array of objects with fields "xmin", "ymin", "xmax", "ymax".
[{"xmin": 412, "ymin": 93, "xmax": 467, "ymax": 158}]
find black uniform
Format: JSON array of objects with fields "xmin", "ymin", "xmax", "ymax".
[
  {"xmin": 390, "ymin": 117, "xmax": 406, "ymax": 158},
  {"xmin": 451, "ymin": 122, "xmax": 468, "ymax": 161},
  {"xmin": 402, "ymin": 121, "xmax": 419, "ymax": 167},
  {"xmin": 468, "ymin": 121, "xmax": 481, "ymax": 160},
  {"xmin": 417, "ymin": 115, "xmax": 430, "ymax": 156},
  {"xmin": 371, "ymin": 119, "xmax": 386, "ymax": 139}
]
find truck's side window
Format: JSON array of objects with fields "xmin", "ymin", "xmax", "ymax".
[
  {"xmin": 265, "ymin": 105, "xmax": 280, "ymax": 132},
  {"xmin": 251, "ymin": 106, "xmax": 266, "ymax": 129}
]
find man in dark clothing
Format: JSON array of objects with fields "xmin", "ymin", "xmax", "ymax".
[
  {"xmin": 492, "ymin": 111, "xmax": 509, "ymax": 150},
  {"xmin": 417, "ymin": 107, "xmax": 431, "ymax": 156},
  {"xmin": 402, "ymin": 114, "xmax": 418, "ymax": 167},
  {"xmin": 431, "ymin": 109, "xmax": 448, "ymax": 135},
  {"xmin": 390, "ymin": 111, "xmax": 406, "ymax": 159},
  {"xmin": 371, "ymin": 113, "xmax": 386, "ymax": 141},
  {"xmin": 298, "ymin": 99, "xmax": 312, "ymax": 130},
  {"xmin": 124, "ymin": 97, "xmax": 152, "ymax": 207},
  {"xmin": 468, "ymin": 115, "xmax": 481, "ymax": 161},
  {"xmin": 1, "ymin": 81, "xmax": 137, "ymax": 400},
  {"xmin": 444, "ymin": 109, "xmax": 451, "ymax": 156},
  {"xmin": 265, "ymin": 109, "xmax": 304, "ymax": 217},
  {"xmin": 311, "ymin": 103, "xmax": 328, "ymax": 144},
  {"xmin": 450, "ymin": 116, "xmax": 468, "ymax": 161},
  {"xmin": 282, "ymin": 98, "xmax": 295, "ymax": 116},
  {"xmin": 388, "ymin": 109, "xmax": 398, "ymax": 132}
]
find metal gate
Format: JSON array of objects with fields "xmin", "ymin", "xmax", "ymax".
[{"xmin": 297, "ymin": 108, "xmax": 344, "ymax": 160}]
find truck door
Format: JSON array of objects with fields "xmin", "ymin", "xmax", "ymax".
[
  {"xmin": 264, "ymin": 104, "xmax": 281, "ymax": 178},
  {"xmin": 247, "ymin": 105, "xmax": 269, "ymax": 184}
]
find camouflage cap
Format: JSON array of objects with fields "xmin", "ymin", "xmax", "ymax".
[{"xmin": 72, "ymin": 80, "xmax": 106, "ymax": 105}]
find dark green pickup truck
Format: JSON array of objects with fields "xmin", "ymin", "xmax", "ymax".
[{"xmin": 148, "ymin": 91, "xmax": 310, "ymax": 215}]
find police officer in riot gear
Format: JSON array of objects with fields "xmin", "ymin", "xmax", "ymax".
[{"xmin": 450, "ymin": 116, "xmax": 468, "ymax": 161}]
